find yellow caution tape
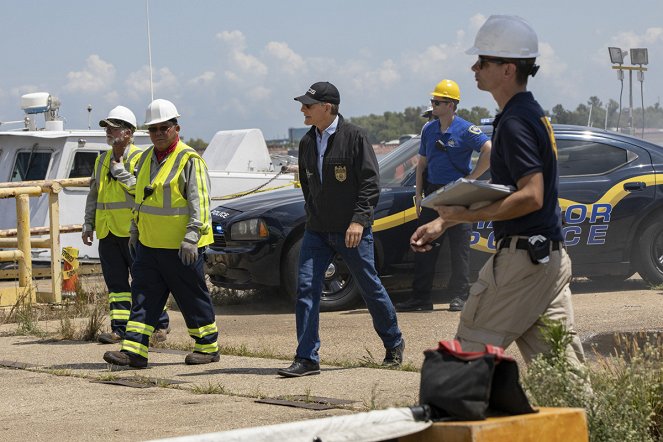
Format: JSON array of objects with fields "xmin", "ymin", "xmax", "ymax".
[
  {"xmin": 63, "ymin": 267, "xmax": 79, "ymax": 280},
  {"xmin": 62, "ymin": 247, "xmax": 79, "ymax": 264},
  {"xmin": 62, "ymin": 246, "xmax": 79, "ymax": 280}
]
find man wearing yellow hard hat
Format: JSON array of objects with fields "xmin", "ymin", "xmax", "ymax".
[{"xmin": 396, "ymin": 79, "xmax": 491, "ymax": 313}]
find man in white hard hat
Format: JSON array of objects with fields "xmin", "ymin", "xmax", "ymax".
[
  {"xmin": 421, "ymin": 106, "xmax": 435, "ymax": 122},
  {"xmin": 410, "ymin": 15, "xmax": 585, "ymax": 369},
  {"xmin": 396, "ymin": 79, "xmax": 491, "ymax": 313},
  {"xmin": 83, "ymin": 106, "xmax": 170, "ymax": 344},
  {"xmin": 103, "ymin": 99, "xmax": 219, "ymax": 368}
]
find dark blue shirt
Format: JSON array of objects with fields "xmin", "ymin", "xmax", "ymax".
[
  {"xmin": 490, "ymin": 91, "xmax": 563, "ymax": 241},
  {"xmin": 419, "ymin": 116, "xmax": 489, "ymax": 185}
]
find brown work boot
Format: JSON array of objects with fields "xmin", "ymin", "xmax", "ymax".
[
  {"xmin": 184, "ymin": 351, "xmax": 220, "ymax": 365},
  {"xmin": 151, "ymin": 327, "xmax": 170, "ymax": 343},
  {"xmin": 98, "ymin": 331, "xmax": 122, "ymax": 344},
  {"xmin": 103, "ymin": 351, "xmax": 148, "ymax": 369}
]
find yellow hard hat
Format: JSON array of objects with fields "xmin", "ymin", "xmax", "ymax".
[{"xmin": 431, "ymin": 79, "xmax": 460, "ymax": 101}]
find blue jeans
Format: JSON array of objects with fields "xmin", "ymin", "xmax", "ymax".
[{"xmin": 295, "ymin": 228, "xmax": 402, "ymax": 363}]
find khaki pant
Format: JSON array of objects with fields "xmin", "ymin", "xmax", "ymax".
[{"xmin": 456, "ymin": 237, "xmax": 585, "ymax": 368}]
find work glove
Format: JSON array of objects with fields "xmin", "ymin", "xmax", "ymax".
[
  {"xmin": 110, "ymin": 159, "xmax": 126, "ymax": 177},
  {"xmin": 128, "ymin": 230, "xmax": 139, "ymax": 260},
  {"xmin": 81, "ymin": 224, "xmax": 94, "ymax": 246},
  {"xmin": 178, "ymin": 240, "xmax": 198, "ymax": 266}
]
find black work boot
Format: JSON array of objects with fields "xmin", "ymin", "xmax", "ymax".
[
  {"xmin": 395, "ymin": 298, "xmax": 433, "ymax": 312},
  {"xmin": 449, "ymin": 297, "xmax": 466, "ymax": 312}
]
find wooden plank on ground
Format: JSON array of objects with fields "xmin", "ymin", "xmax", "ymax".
[{"xmin": 398, "ymin": 407, "xmax": 588, "ymax": 442}]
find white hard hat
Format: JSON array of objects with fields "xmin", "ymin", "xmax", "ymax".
[
  {"xmin": 466, "ymin": 15, "xmax": 539, "ymax": 59},
  {"xmin": 99, "ymin": 105, "xmax": 137, "ymax": 129},
  {"xmin": 421, "ymin": 106, "xmax": 433, "ymax": 118},
  {"xmin": 144, "ymin": 99, "xmax": 180, "ymax": 126}
]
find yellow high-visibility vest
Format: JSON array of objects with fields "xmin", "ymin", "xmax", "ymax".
[
  {"xmin": 134, "ymin": 141, "xmax": 213, "ymax": 249},
  {"xmin": 94, "ymin": 145, "xmax": 142, "ymax": 239}
]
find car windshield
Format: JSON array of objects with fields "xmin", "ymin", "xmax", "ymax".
[{"xmin": 378, "ymin": 137, "xmax": 420, "ymax": 187}]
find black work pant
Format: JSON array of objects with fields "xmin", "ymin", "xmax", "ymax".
[
  {"xmin": 98, "ymin": 233, "xmax": 169, "ymax": 335},
  {"xmin": 412, "ymin": 206, "xmax": 471, "ymax": 302},
  {"xmin": 121, "ymin": 243, "xmax": 218, "ymax": 360}
]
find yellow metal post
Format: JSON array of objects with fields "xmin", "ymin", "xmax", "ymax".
[
  {"xmin": 15, "ymin": 193, "xmax": 36, "ymax": 302},
  {"xmin": 49, "ymin": 188, "xmax": 62, "ymax": 304}
]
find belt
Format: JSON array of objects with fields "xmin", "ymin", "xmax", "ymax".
[{"xmin": 498, "ymin": 237, "xmax": 562, "ymax": 251}]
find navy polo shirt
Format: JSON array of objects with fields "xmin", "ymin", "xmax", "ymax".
[
  {"xmin": 490, "ymin": 91, "xmax": 563, "ymax": 242},
  {"xmin": 419, "ymin": 116, "xmax": 489, "ymax": 185}
]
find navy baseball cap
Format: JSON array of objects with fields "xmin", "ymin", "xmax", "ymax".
[{"xmin": 294, "ymin": 81, "xmax": 340, "ymax": 105}]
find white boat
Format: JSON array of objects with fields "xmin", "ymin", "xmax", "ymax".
[{"xmin": 0, "ymin": 92, "xmax": 295, "ymax": 262}]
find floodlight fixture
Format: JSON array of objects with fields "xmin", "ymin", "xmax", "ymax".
[
  {"xmin": 608, "ymin": 47, "xmax": 624, "ymax": 64},
  {"xmin": 630, "ymin": 48, "xmax": 648, "ymax": 65}
]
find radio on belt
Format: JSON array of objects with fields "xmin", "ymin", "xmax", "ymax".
[{"xmin": 527, "ymin": 235, "xmax": 550, "ymax": 265}]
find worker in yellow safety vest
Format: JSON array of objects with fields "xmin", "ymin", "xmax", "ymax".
[
  {"xmin": 103, "ymin": 99, "xmax": 219, "ymax": 368},
  {"xmin": 83, "ymin": 106, "xmax": 170, "ymax": 344}
]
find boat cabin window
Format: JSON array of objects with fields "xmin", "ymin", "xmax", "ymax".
[
  {"xmin": 69, "ymin": 151, "xmax": 103, "ymax": 178},
  {"xmin": 11, "ymin": 151, "xmax": 52, "ymax": 182}
]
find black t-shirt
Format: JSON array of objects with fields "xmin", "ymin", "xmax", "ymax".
[{"xmin": 490, "ymin": 91, "xmax": 563, "ymax": 242}]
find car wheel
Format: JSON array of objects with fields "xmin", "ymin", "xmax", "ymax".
[
  {"xmin": 635, "ymin": 220, "xmax": 663, "ymax": 285},
  {"xmin": 281, "ymin": 236, "xmax": 361, "ymax": 312}
]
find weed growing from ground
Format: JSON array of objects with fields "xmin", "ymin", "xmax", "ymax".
[
  {"xmin": 362, "ymin": 382, "xmax": 380, "ymax": 411},
  {"xmin": 54, "ymin": 283, "xmax": 107, "ymax": 341},
  {"xmin": 524, "ymin": 321, "xmax": 662, "ymax": 442},
  {"xmin": 8, "ymin": 287, "xmax": 45, "ymax": 336},
  {"xmin": 191, "ymin": 381, "xmax": 229, "ymax": 395},
  {"xmin": 97, "ymin": 373, "xmax": 120, "ymax": 382}
]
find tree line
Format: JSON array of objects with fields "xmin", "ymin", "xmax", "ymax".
[
  {"xmin": 183, "ymin": 96, "xmax": 663, "ymax": 150},
  {"xmin": 348, "ymin": 96, "xmax": 663, "ymax": 145}
]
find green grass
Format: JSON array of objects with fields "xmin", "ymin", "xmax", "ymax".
[
  {"xmin": 191, "ymin": 381, "xmax": 229, "ymax": 395},
  {"xmin": 524, "ymin": 321, "xmax": 662, "ymax": 442}
]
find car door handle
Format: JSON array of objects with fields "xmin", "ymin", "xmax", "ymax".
[{"xmin": 623, "ymin": 182, "xmax": 646, "ymax": 191}]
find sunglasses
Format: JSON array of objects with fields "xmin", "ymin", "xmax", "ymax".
[
  {"xmin": 430, "ymin": 99, "xmax": 453, "ymax": 106},
  {"xmin": 148, "ymin": 124, "xmax": 175, "ymax": 133},
  {"xmin": 303, "ymin": 102, "xmax": 328, "ymax": 109},
  {"xmin": 105, "ymin": 125, "xmax": 128, "ymax": 131},
  {"xmin": 476, "ymin": 56, "xmax": 510, "ymax": 69}
]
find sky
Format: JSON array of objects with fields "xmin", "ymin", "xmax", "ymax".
[{"xmin": 0, "ymin": 0, "xmax": 661, "ymax": 141}]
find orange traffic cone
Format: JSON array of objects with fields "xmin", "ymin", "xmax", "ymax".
[{"xmin": 62, "ymin": 246, "xmax": 79, "ymax": 295}]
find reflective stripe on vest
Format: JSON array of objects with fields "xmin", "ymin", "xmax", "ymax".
[
  {"xmin": 134, "ymin": 141, "xmax": 213, "ymax": 249},
  {"xmin": 94, "ymin": 145, "xmax": 142, "ymax": 239}
]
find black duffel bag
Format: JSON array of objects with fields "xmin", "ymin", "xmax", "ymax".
[{"xmin": 419, "ymin": 340, "xmax": 536, "ymax": 421}]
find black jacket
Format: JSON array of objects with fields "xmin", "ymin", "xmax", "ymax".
[{"xmin": 298, "ymin": 114, "xmax": 380, "ymax": 232}]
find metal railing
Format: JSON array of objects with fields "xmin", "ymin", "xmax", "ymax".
[{"xmin": 0, "ymin": 177, "xmax": 89, "ymax": 305}]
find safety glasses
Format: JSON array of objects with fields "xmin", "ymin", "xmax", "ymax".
[
  {"xmin": 430, "ymin": 99, "xmax": 453, "ymax": 107},
  {"xmin": 148, "ymin": 124, "xmax": 175, "ymax": 134},
  {"xmin": 476, "ymin": 56, "xmax": 510, "ymax": 69}
]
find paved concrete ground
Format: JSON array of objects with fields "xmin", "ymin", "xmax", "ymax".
[{"xmin": 0, "ymin": 277, "xmax": 661, "ymax": 441}]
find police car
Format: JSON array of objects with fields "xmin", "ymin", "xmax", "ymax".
[{"xmin": 204, "ymin": 125, "xmax": 663, "ymax": 311}]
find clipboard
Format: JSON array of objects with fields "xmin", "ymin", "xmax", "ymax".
[{"xmin": 421, "ymin": 178, "xmax": 515, "ymax": 209}]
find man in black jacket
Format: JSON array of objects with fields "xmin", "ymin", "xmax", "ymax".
[{"xmin": 278, "ymin": 81, "xmax": 404, "ymax": 377}]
